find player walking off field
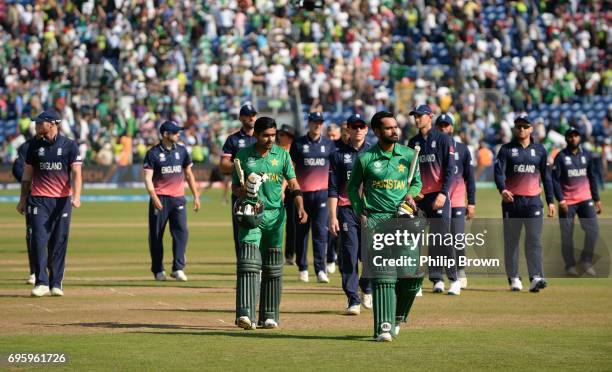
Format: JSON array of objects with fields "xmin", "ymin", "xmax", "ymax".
[
  {"xmin": 290, "ymin": 112, "xmax": 336, "ymax": 283},
  {"xmin": 16, "ymin": 110, "xmax": 82, "ymax": 297},
  {"xmin": 408, "ymin": 105, "xmax": 460, "ymax": 295},
  {"xmin": 348, "ymin": 111, "xmax": 423, "ymax": 342},
  {"xmin": 435, "ymin": 113, "xmax": 476, "ymax": 289},
  {"xmin": 494, "ymin": 114, "xmax": 555, "ymax": 292},
  {"xmin": 232, "ymin": 117, "xmax": 307, "ymax": 330},
  {"xmin": 143, "ymin": 121, "xmax": 200, "ymax": 282},
  {"xmin": 220, "ymin": 104, "xmax": 258, "ymax": 257},
  {"xmin": 552, "ymin": 127, "xmax": 602, "ymax": 277},
  {"xmin": 329, "ymin": 114, "xmax": 373, "ymax": 315}
]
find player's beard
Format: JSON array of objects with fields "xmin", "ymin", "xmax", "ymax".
[{"xmin": 380, "ymin": 132, "xmax": 399, "ymax": 145}]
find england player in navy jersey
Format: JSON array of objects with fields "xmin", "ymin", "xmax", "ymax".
[
  {"xmin": 435, "ymin": 114, "xmax": 476, "ymax": 289},
  {"xmin": 144, "ymin": 121, "xmax": 200, "ymax": 282},
  {"xmin": 329, "ymin": 114, "xmax": 372, "ymax": 314},
  {"xmin": 408, "ymin": 105, "xmax": 460, "ymax": 295},
  {"xmin": 290, "ymin": 112, "xmax": 336, "ymax": 283},
  {"xmin": 494, "ymin": 114, "xmax": 555, "ymax": 292},
  {"xmin": 16, "ymin": 110, "xmax": 82, "ymax": 297},
  {"xmin": 552, "ymin": 127, "xmax": 602, "ymax": 277},
  {"xmin": 220, "ymin": 104, "xmax": 258, "ymax": 257}
]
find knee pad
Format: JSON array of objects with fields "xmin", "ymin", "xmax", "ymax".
[
  {"xmin": 237, "ymin": 243, "xmax": 261, "ymax": 273},
  {"xmin": 262, "ymin": 247, "xmax": 283, "ymax": 278}
]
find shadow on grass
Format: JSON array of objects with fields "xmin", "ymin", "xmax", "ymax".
[
  {"xmin": 131, "ymin": 330, "xmax": 371, "ymax": 342},
  {"xmin": 73, "ymin": 282, "xmax": 229, "ymax": 290},
  {"xmin": 132, "ymin": 308, "xmax": 341, "ymax": 315},
  {"xmin": 0, "ymin": 294, "xmax": 32, "ymax": 298}
]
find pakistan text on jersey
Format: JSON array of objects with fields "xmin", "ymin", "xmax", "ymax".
[
  {"xmin": 304, "ymin": 158, "xmax": 326, "ymax": 166},
  {"xmin": 372, "ymin": 179, "xmax": 407, "ymax": 189},
  {"xmin": 265, "ymin": 173, "xmax": 281, "ymax": 182},
  {"xmin": 161, "ymin": 165, "xmax": 183, "ymax": 174},
  {"xmin": 513, "ymin": 164, "xmax": 536, "ymax": 173},
  {"xmin": 40, "ymin": 162, "xmax": 63, "ymax": 170},
  {"xmin": 568, "ymin": 168, "xmax": 587, "ymax": 177}
]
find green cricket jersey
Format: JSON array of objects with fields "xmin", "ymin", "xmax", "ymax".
[
  {"xmin": 347, "ymin": 143, "xmax": 422, "ymax": 216},
  {"xmin": 232, "ymin": 144, "xmax": 296, "ymax": 209}
]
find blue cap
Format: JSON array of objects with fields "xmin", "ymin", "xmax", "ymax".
[
  {"xmin": 565, "ymin": 127, "xmax": 581, "ymax": 136},
  {"xmin": 239, "ymin": 104, "xmax": 257, "ymax": 116},
  {"xmin": 514, "ymin": 114, "xmax": 532, "ymax": 125},
  {"xmin": 308, "ymin": 112, "xmax": 324, "ymax": 122},
  {"xmin": 409, "ymin": 104, "xmax": 433, "ymax": 116},
  {"xmin": 160, "ymin": 120, "xmax": 184, "ymax": 134},
  {"xmin": 435, "ymin": 113, "xmax": 454, "ymax": 126},
  {"xmin": 32, "ymin": 110, "xmax": 61, "ymax": 123},
  {"xmin": 347, "ymin": 114, "xmax": 367, "ymax": 126}
]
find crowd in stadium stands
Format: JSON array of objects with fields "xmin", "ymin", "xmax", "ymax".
[{"xmin": 0, "ymin": 0, "xmax": 610, "ymax": 181}]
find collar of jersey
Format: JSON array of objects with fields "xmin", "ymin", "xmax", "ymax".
[
  {"xmin": 158, "ymin": 143, "xmax": 177, "ymax": 153},
  {"xmin": 375, "ymin": 142, "xmax": 402, "ymax": 159},
  {"xmin": 41, "ymin": 134, "xmax": 62, "ymax": 145},
  {"xmin": 249, "ymin": 144, "xmax": 279, "ymax": 158},
  {"xmin": 306, "ymin": 133, "xmax": 323, "ymax": 144}
]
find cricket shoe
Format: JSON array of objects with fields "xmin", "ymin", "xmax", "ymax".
[
  {"xmin": 447, "ymin": 280, "xmax": 461, "ymax": 296},
  {"xmin": 155, "ymin": 271, "xmax": 167, "ymax": 281},
  {"xmin": 509, "ymin": 277, "xmax": 523, "ymax": 291},
  {"xmin": 582, "ymin": 263, "xmax": 596, "ymax": 276},
  {"xmin": 317, "ymin": 271, "xmax": 330, "ymax": 283},
  {"xmin": 51, "ymin": 287, "xmax": 64, "ymax": 297},
  {"xmin": 285, "ymin": 254, "xmax": 296, "ymax": 265},
  {"xmin": 326, "ymin": 262, "xmax": 336, "ymax": 274},
  {"xmin": 171, "ymin": 270, "xmax": 188, "ymax": 282},
  {"xmin": 416, "ymin": 288, "xmax": 423, "ymax": 297},
  {"xmin": 31, "ymin": 285, "xmax": 49, "ymax": 297},
  {"xmin": 26, "ymin": 274, "xmax": 35, "ymax": 285},
  {"xmin": 565, "ymin": 267, "xmax": 579, "ymax": 277},
  {"xmin": 344, "ymin": 304, "xmax": 360, "ymax": 315},
  {"xmin": 433, "ymin": 281, "xmax": 445, "ymax": 293},
  {"xmin": 361, "ymin": 292, "xmax": 373, "ymax": 309},
  {"xmin": 298, "ymin": 270, "xmax": 309, "ymax": 282},
  {"xmin": 376, "ymin": 332, "xmax": 393, "ymax": 342},
  {"xmin": 263, "ymin": 319, "xmax": 278, "ymax": 329},
  {"xmin": 238, "ymin": 316, "xmax": 256, "ymax": 330},
  {"xmin": 529, "ymin": 277, "xmax": 547, "ymax": 293},
  {"xmin": 458, "ymin": 269, "xmax": 468, "ymax": 289}
]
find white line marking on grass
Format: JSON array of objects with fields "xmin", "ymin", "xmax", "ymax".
[{"xmin": 109, "ymin": 288, "xmax": 135, "ymax": 297}]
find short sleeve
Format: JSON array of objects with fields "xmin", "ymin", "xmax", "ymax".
[
  {"xmin": 25, "ymin": 143, "xmax": 36, "ymax": 166},
  {"xmin": 143, "ymin": 150, "xmax": 154, "ymax": 170},
  {"xmin": 183, "ymin": 148, "xmax": 193, "ymax": 168},
  {"xmin": 222, "ymin": 136, "xmax": 236, "ymax": 159},
  {"xmin": 283, "ymin": 151, "xmax": 296, "ymax": 180},
  {"xmin": 70, "ymin": 141, "xmax": 82, "ymax": 165}
]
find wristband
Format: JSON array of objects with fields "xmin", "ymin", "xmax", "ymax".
[{"xmin": 292, "ymin": 189, "xmax": 303, "ymax": 198}]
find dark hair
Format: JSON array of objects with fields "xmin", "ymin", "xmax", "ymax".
[
  {"xmin": 370, "ymin": 111, "xmax": 395, "ymax": 130},
  {"xmin": 254, "ymin": 117, "xmax": 277, "ymax": 133}
]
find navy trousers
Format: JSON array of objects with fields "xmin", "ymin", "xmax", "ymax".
[
  {"xmin": 284, "ymin": 189, "xmax": 296, "ymax": 260},
  {"xmin": 296, "ymin": 190, "xmax": 329, "ymax": 273},
  {"xmin": 338, "ymin": 206, "xmax": 371, "ymax": 306},
  {"xmin": 149, "ymin": 195, "xmax": 188, "ymax": 274},
  {"xmin": 418, "ymin": 192, "xmax": 456, "ymax": 282},
  {"xmin": 231, "ymin": 194, "xmax": 240, "ymax": 258},
  {"xmin": 28, "ymin": 196, "xmax": 72, "ymax": 289},
  {"xmin": 451, "ymin": 207, "xmax": 467, "ymax": 270},
  {"xmin": 25, "ymin": 210, "xmax": 35, "ymax": 275},
  {"xmin": 502, "ymin": 196, "xmax": 544, "ymax": 280},
  {"xmin": 559, "ymin": 200, "xmax": 599, "ymax": 269}
]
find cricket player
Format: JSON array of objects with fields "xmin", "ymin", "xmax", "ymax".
[
  {"xmin": 435, "ymin": 114, "xmax": 476, "ymax": 288},
  {"xmin": 552, "ymin": 127, "xmax": 602, "ymax": 276},
  {"xmin": 143, "ymin": 121, "xmax": 200, "ymax": 282},
  {"xmin": 232, "ymin": 117, "xmax": 307, "ymax": 330},
  {"xmin": 348, "ymin": 111, "xmax": 423, "ymax": 342},
  {"xmin": 16, "ymin": 110, "xmax": 82, "ymax": 297},
  {"xmin": 220, "ymin": 104, "xmax": 258, "ymax": 257},
  {"xmin": 329, "ymin": 114, "xmax": 372, "ymax": 315},
  {"xmin": 408, "ymin": 105, "xmax": 460, "ymax": 295},
  {"xmin": 290, "ymin": 112, "xmax": 336, "ymax": 283},
  {"xmin": 13, "ymin": 137, "xmax": 39, "ymax": 285},
  {"xmin": 494, "ymin": 114, "xmax": 555, "ymax": 292}
]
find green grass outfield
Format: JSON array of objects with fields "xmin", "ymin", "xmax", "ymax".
[{"xmin": 0, "ymin": 188, "xmax": 611, "ymax": 371}]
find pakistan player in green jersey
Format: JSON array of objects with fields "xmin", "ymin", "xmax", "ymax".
[
  {"xmin": 348, "ymin": 111, "xmax": 423, "ymax": 342},
  {"xmin": 232, "ymin": 117, "xmax": 308, "ymax": 330}
]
